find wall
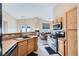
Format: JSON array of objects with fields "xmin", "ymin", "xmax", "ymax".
[
  {"xmin": 53, "ymin": 3, "xmax": 77, "ymax": 19},
  {"xmin": 2, "ymin": 10, "xmax": 51, "ymax": 33},
  {"xmin": 16, "ymin": 17, "xmax": 50, "ymax": 32},
  {"xmin": 2, "ymin": 11, "xmax": 17, "ymax": 33},
  {"xmin": 53, "ymin": 3, "xmax": 79, "ymax": 55}
]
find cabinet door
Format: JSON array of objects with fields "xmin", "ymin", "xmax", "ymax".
[
  {"xmin": 34, "ymin": 37, "xmax": 38, "ymax": 51},
  {"xmin": 58, "ymin": 39, "xmax": 64, "ymax": 56},
  {"xmin": 58, "ymin": 17, "xmax": 62, "ymax": 23},
  {"xmin": 66, "ymin": 7, "xmax": 77, "ymax": 29},
  {"xmin": 27, "ymin": 39, "xmax": 34, "ymax": 54},
  {"xmin": 18, "ymin": 45, "xmax": 27, "ymax": 56},
  {"xmin": 56, "ymin": 19, "xmax": 58, "ymax": 23},
  {"xmin": 18, "ymin": 41, "xmax": 27, "ymax": 56},
  {"xmin": 62, "ymin": 14, "xmax": 66, "ymax": 30},
  {"xmin": 52, "ymin": 20, "xmax": 54, "ymax": 24},
  {"xmin": 67, "ymin": 30, "xmax": 77, "ymax": 56}
]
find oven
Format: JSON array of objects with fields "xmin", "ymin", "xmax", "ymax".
[
  {"xmin": 47, "ymin": 21, "xmax": 65, "ymax": 53},
  {"xmin": 47, "ymin": 31, "xmax": 58, "ymax": 53}
]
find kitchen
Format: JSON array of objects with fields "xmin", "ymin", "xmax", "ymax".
[{"xmin": 0, "ymin": 3, "xmax": 79, "ymax": 56}]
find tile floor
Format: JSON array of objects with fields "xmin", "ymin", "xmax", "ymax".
[{"xmin": 34, "ymin": 38, "xmax": 60, "ymax": 56}]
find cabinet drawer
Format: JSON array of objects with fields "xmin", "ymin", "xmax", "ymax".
[{"xmin": 18, "ymin": 40, "xmax": 27, "ymax": 46}]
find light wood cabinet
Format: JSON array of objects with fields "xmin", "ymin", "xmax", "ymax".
[
  {"xmin": 58, "ymin": 17, "xmax": 62, "ymax": 23},
  {"xmin": 18, "ymin": 40, "xmax": 27, "ymax": 56},
  {"xmin": 62, "ymin": 7, "xmax": 77, "ymax": 56},
  {"xmin": 56, "ymin": 19, "xmax": 58, "ymax": 23},
  {"xmin": 67, "ymin": 30, "xmax": 77, "ymax": 56},
  {"xmin": 16, "ymin": 37, "xmax": 38, "ymax": 56},
  {"xmin": 53, "ymin": 19, "xmax": 56, "ymax": 24},
  {"xmin": 62, "ymin": 15, "xmax": 66, "ymax": 30},
  {"xmin": 34, "ymin": 37, "xmax": 38, "ymax": 51},
  {"xmin": 66, "ymin": 7, "xmax": 77, "ymax": 56},
  {"xmin": 66, "ymin": 7, "xmax": 77, "ymax": 30},
  {"xmin": 58, "ymin": 39, "xmax": 64, "ymax": 56},
  {"xmin": 27, "ymin": 39, "xmax": 34, "ymax": 54},
  {"xmin": 52, "ymin": 20, "xmax": 54, "ymax": 24}
]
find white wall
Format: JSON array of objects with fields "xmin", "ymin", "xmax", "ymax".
[
  {"xmin": 2, "ymin": 10, "xmax": 51, "ymax": 33},
  {"xmin": 2, "ymin": 11, "xmax": 17, "ymax": 33},
  {"xmin": 16, "ymin": 17, "xmax": 50, "ymax": 32},
  {"xmin": 53, "ymin": 3, "xmax": 77, "ymax": 19}
]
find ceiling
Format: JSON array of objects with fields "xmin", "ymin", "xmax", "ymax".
[{"xmin": 2, "ymin": 3, "xmax": 57, "ymax": 21}]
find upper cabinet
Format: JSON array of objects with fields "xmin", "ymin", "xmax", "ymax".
[
  {"xmin": 51, "ymin": 7, "xmax": 77, "ymax": 30},
  {"xmin": 52, "ymin": 20, "xmax": 54, "ymax": 24},
  {"xmin": 62, "ymin": 14, "xmax": 66, "ymax": 30},
  {"xmin": 58, "ymin": 17, "xmax": 62, "ymax": 23},
  {"xmin": 66, "ymin": 7, "xmax": 77, "ymax": 30},
  {"xmin": 56, "ymin": 19, "xmax": 58, "ymax": 23}
]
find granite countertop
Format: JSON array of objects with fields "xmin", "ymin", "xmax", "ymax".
[
  {"xmin": 2, "ymin": 39, "xmax": 18, "ymax": 55},
  {"xmin": 58, "ymin": 38, "xmax": 66, "ymax": 41},
  {"xmin": 2, "ymin": 35, "xmax": 38, "ymax": 55}
]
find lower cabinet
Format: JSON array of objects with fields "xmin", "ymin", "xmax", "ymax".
[
  {"xmin": 34, "ymin": 37, "xmax": 38, "ymax": 51},
  {"xmin": 17, "ymin": 38, "xmax": 38, "ymax": 56},
  {"xmin": 27, "ymin": 39, "xmax": 34, "ymax": 54},
  {"xmin": 67, "ymin": 30, "xmax": 77, "ymax": 56},
  {"xmin": 17, "ymin": 40, "xmax": 27, "ymax": 56},
  {"xmin": 4, "ymin": 44, "xmax": 18, "ymax": 56},
  {"xmin": 58, "ymin": 39, "xmax": 65, "ymax": 56}
]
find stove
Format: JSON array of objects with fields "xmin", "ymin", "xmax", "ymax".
[
  {"xmin": 47, "ymin": 31, "xmax": 58, "ymax": 53},
  {"xmin": 47, "ymin": 30, "xmax": 65, "ymax": 53}
]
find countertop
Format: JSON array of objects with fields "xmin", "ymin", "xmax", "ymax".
[
  {"xmin": 2, "ymin": 39, "xmax": 18, "ymax": 55},
  {"xmin": 2, "ymin": 35, "xmax": 38, "ymax": 55},
  {"xmin": 58, "ymin": 38, "xmax": 66, "ymax": 41}
]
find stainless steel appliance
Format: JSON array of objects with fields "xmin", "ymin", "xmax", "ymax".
[
  {"xmin": 49, "ymin": 31, "xmax": 58, "ymax": 53},
  {"xmin": 4, "ymin": 44, "xmax": 17, "ymax": 56},
  {"xmin": 47, "ymin": 22, "xmax": 65, "ymax": 53},
  {"xmin": 53, "ymin": 22, "xmax": 62, "ymax": 30}
]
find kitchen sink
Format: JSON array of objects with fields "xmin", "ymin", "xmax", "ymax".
[
  {"xmin": 22, "ymin": 36, "xmax": 30, "ymax": 38},
  {"xmin": 16, "ymin": 36, "xmax": 30, "ymax": 40},
  {"xmin": 16, "ymin": 38, "xmax": 24, "ymax": 40}
]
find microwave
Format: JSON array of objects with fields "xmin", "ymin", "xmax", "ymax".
[{"xmin": 53, "ymin": 22, "xmax": 62, "ymax": 30}]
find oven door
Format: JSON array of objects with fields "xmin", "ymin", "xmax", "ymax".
[{"xmin": 47, "ymin": 35, "xmax": 58, "ymax": 53}]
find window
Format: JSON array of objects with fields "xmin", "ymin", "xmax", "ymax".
[
  {"xmin": 27, "ymin": 26, "xmax": 31, "ymax": 32},
  {"xmin": 42, "ymin": 23, "xmax": 50, "ymax": 29},
  {"xmin": 20, "ymin": 25, "xmax": 31, "ymax": 32},
  {"xmin": 21, "ymin": 26, "xmax": 26, "ymax": 32}
]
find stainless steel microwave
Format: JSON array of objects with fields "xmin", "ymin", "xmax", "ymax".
[{"xmin": 53, "ymin": 22, "xmax": 62, "ymax": 30}]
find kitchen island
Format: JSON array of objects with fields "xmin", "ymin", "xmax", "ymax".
[{"xmin": 2, "ymin": 32, "xmax": 38, "ymax": 56}]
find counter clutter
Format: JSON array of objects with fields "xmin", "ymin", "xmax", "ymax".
[{"xmin": 2, "ymin": 32, "xmax": 38, "ymax": 56}]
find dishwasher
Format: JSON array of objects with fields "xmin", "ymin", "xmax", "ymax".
[{"xmin": 4, "ymin": 44, "xmax": 17, "ymax": 56}]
